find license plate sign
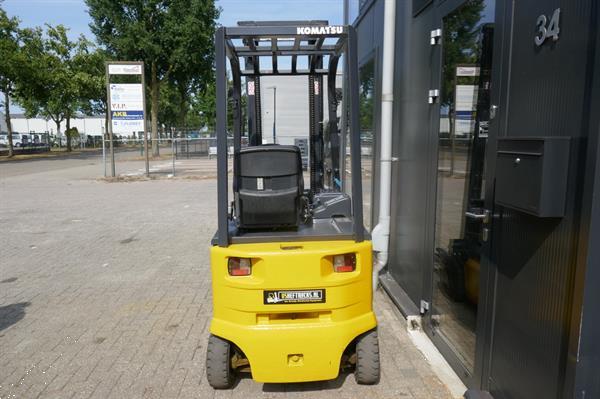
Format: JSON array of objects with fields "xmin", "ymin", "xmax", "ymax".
[{"xmin": 264, "ymin": 289, "xmax": 325, "ymax": 304}]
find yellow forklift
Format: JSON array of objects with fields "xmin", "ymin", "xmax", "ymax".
[{"xmin": 207, "ymin": 21, "xmax": 379, "ymax": 388}]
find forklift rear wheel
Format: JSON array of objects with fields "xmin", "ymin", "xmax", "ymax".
[
  {"xmin": 354, "ymin": 329, "xmax": 380, "ymax": 385},
  {"xmin": 206, "ymin": 334, "xmax": 235, "ymax": 389}
]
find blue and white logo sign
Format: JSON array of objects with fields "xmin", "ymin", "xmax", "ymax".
[{"xmin": 111, "ymin": 110, "xmax": 144, "ymax": 120}]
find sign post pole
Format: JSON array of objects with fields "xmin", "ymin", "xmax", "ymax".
[
  {"xmin": 102, "ymin": 135, "xmax": 106, "ymax": 177},
  {"xmin": 105, "ymin": 63, "xmax": 116, "ymax": 177},
  {"xmin": 141, "ymin": 65, "xmax": 149, "ymax": 177}
]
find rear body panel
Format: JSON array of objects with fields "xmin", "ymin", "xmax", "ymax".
[{"xmin": 209, "ymin": 240, "xmax": 376, "ymax": 383}]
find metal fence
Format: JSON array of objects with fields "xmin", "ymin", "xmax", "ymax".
[
  {"xmin": 174, "ymin": 138, "xmax": 212, "ymax": 159},
  {"xmin": 99, "ymin": 135, "xmax": 369, "ymax": 179},
  {"xmin": 101, "ymin": 137, "xmax": 232, "ymax": 178}
]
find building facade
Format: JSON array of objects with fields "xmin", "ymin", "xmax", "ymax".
[
  {"xmin": 0, "ymin": 112, "xmax": 7, "ymax": 133},
  {"xmin": 259, "ymin": 74, "xmax": 343, "ymax": 146},
  {"xmin": 8, "ymin": 114, "xmax": 106, "ymax": 137},
  {"xmin": 353, "ymin": 0, "xmax": 600, "ymax": 397}
]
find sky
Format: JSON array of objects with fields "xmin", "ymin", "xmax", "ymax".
[{"xmin": 2, "ymin": 0, "xmax": 345, "ymax": 40}]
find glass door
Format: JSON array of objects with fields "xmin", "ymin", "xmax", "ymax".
[{"xmin": 428, "ymin": 0, "xmax": 495, "ymax": 380}]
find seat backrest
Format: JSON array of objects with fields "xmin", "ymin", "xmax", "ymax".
[{"xmin": 235, "ymin": 145, "xmax": 303, "ymax": 229}]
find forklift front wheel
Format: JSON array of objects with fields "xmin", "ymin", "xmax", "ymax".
[
  {"xmin": 354, "ymin": 329, "xmax": 381, "ymax": 385},
  {"xmin": 206, "ymin": 334, "xmax": 236, "ymax": 389}
]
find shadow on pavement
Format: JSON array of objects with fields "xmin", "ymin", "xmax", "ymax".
[
  {"xmin": 0, "ymin": 302, "xmax": 31, "ymax": 332},
  {"xmin": 0, "ymin": 149, "xmax": 103, "ymax": 164},
  {"xmin": 261, "ymin": 371, "xmax": 352, "ymax": 392}
]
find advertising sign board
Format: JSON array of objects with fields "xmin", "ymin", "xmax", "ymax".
[
  {"xmin": 105, "ymin": 61, "xmax": 147, "ymax": 177},
  {"xmin": 109, "ymin": 84, "xmax": 144, "ymax": 134},
  {"xmin": 108, "ymin": 64, "xmax": 143, "ymax": 75},
  {"xmin": 455, "ymin": 84, "xmax": 478, "ymax": 137}
]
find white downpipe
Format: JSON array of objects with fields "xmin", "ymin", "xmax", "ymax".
[{"xmin": 372, "ymin": 0, "xmax": 396, "ymax": 292}]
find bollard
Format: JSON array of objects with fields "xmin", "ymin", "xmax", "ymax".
[
  {"xmin": 172, "ymin": 139, "xmax": 176, "ymax": 176},
  {"xmin": 102, "ymin": 138, "xmax": 106, "ymax": 177}
]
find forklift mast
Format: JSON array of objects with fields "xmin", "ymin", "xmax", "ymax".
[
  {"xmin": 215, "ymin": 21, "xmax": 364, "ymax": 247},
  {"xmin": 237, "ymin": 21, "xmax": 330, "ymax": 192}
]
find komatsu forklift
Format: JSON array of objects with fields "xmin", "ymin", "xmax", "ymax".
[{"xmin": 206, "ymin": 21, "xmax": 379, "ymax": 389}]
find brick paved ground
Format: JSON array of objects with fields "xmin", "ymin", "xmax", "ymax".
[{"xmin": 0, "ymin": 156, "xmax": 453, "ymax": 398}]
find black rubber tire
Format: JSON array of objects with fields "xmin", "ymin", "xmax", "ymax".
[
  {"xmin": 354, "ymin": 329, "xmax": 381, "ymax": 385},
  {"xmin": 206, "ymin": 334, "xmax": 235, "ymax": 389}
]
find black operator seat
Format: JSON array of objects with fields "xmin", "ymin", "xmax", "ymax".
[{"xmin": 235, "ymin": 145, "xmax": 304, "ymax": 229}]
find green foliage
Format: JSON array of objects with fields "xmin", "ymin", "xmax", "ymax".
[
  {"xmin": 75, "ymin": 47, "xmax": 109, "ymax": 117},
  {"xmin": 86, "ymin": 0, "xmax": 220, "ymax": 148},
  {"xmin": 359, "ymin": 58, "xmax": 375, "ymax": 137},
  {"xmin": 18, "ymin": 25, "xmax": 69, "ymax": 121},
  {"xmin": 440, "ymin": 0, "xmax": 485, "ymax": 108},
  {"xmin": 229, "ymin": 84, "xmax": 247, "ymax": 135},
  {"xmin": 17, "ymin": 25, "xmax": 107, "ymax": 151},
  {"xmin": 0, "ymin": 5, "xmax": 21, "ymax": 99},
  {"xmin": 86, "ymin": 0, "xmax": 218, "ymax": 88},
  {"xmin": 0, "ymin": 4, "xmax": 46, "ymax": 155},
  {"xmin": 1, "ymin": 2, "xmax": 109, "ymax": 155},
  {"xmin": 158, "ymin": 81, "xmax": 184, "ymax": 129},
  {"xmin": 66, "ymin": 126, "xmax": 79, "ymax": 138},
  {"xmin": 190, "ymin": 78, "xmax": 248, "ymax": 134},
  {"xmin": 193, "ymin": 80, "xmax": 216, "ymax": 130}
]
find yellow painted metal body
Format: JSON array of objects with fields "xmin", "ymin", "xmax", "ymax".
[{"xmin": 209, "ymin": 240, "xmax": 376, "ymax": 383}]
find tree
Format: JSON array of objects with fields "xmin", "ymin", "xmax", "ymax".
[
  {"xmin": 18, "ymin": 25, "xmax": 102, "ymax": 152},
  {"xmin": 75, "ymin": 47, "xmax": 109, "ymax": 137},
  {"xmin": 359, "ymin": 58, "xmax": 375, "ymax": 136},
  {"xmin": 440, "ymin": 0, "xmax": 485, "ymax": 108},
  {"xmin": 160, "ymin": 81, "xmax": 216, "ymax": 137},
  {"xmin": 193, "ymin": 80, "xmax": 216, "ymax": 131},
  {"xmin": 158, "ymin": 81, "xmax": 184, "ymax": 135},
  {"xmin": 190, "ymin": 76, "xmax": 247, "ymax": 135},
  {"xmin": 86, "ymin": 0, "xmax": 219, "ymax": 156},
  {"xmin": 0, "ymin": 6, "xmax": 40, "ymax": 157},
  {"xmin": 0, "ymin": 7, "xmax": 19, "ymax": 157}
]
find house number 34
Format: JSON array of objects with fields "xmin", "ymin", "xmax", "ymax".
[{"xmin": 535, "ymin": 8, "xmax": 560, "ymax": 46}]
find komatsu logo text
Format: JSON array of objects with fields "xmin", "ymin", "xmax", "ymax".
[{"xmin": 297, "ymin": 26, "xmax": 344, "ymax": 35}]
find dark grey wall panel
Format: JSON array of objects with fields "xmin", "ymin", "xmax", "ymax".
[
  {"xmin": 355, "ymin": 0, "xmax": 600, "ymax": 397},
  {"xmin": 387, "ymin": 1, "xmax": 435, "ymax": 305},
  {"xmin": 568, "ymin": 118, "xmax": 600, "ymax": 398},
  {"xmin": 355, "ymin": 0, "xmax": 600, "ymax": 396},
  {"xmin": 488, "ymin": 1, "xmax": 596, "ymax": 398},
  {"xmin": 413, "ymin": 0, "xmax": 433, "ymax": 16},
  {"xmin": 356, "ymin": 5, "xmax": 374, "ymax": 62},
  {"xmin": 504, "ymin": 5, "xmax": 590, "ymax": 138},
  {"xmin": 566, "ymin": 2, "xmax": 600, "ymax": 397}
]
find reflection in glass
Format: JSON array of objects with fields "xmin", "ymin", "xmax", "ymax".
[
  {"xmin": 345, "ymin": 58, "xmax": 375, "ymax": 230},
  {"xmin": 432, "ymin": 0, "xmax": 494, "ymax": 374}
]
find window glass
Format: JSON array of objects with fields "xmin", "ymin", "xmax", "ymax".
[
  {"xmin": 360, "ymin": 59, "xmax": 375, "ymax": 230},
  {"xmin": 431, "ymin": 0, "xmax": 495, "ymax": 374}
]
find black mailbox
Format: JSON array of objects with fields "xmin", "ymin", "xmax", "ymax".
[{"xmin": 495, "ymin": 137, "xmax": 570, "ymax": 217}]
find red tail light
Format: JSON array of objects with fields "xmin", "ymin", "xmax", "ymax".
[
  {"xmin": 333, "ymin": 253, "xmax": 356, "ymax": 273},
  {"xmin": 228, "ymin": 257, "xmax": 252, "ymax": 276}
]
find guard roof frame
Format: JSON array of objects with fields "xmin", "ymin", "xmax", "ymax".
[{"xmin": 214, "ymin": 22, "xmax": 364, "ymax": 247}]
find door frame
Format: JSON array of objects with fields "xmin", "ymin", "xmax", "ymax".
[{"xmin": 420, "ymin": 0, "xmax": 508, "ymax": 389}]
